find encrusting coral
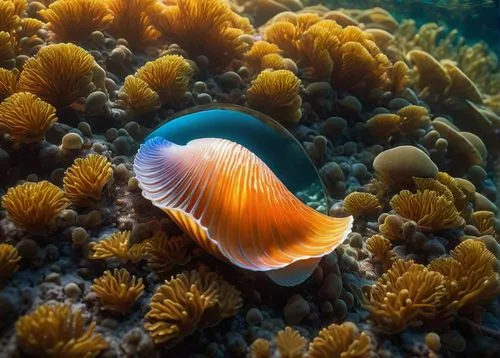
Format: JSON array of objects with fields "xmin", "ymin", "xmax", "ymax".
[
  {"xmin": 40, "ymin": 0, "xmax": 114, "ymax": 43},
  {"xmin": 390, "ymin": 189, "xmax": 465, "ymax": 231},
  {"xmin": 91, "ymin": 268, "xmax": 145, "ymax": 314},
  {"xmin": 89, "ymin": 230, "xmax": 147, "ymax": 263},
  {"xmin": 135, "ymin": 54, "xmax": 194, "ymax": 105},
  {"xmin": 0, "ymin": 92, "xmax": 57, "ymax": 144},
  {"xmin": 15, "ymin": 303, "xmax": 108, "ymax": 357},
  {"xmin": 1, "ymin": 181, "xmax": 70, "ymax": 235},
  {"xmin": 144, "ymin": 269, "xmax": 242, "ymax": 346},
  {"xmin": 18, "ymin": 43, "xmax": 97, "ymax": 108},
  {"xmin": 246, "ymin": 69, "xmax": 302, "ymax": 126},
  {"xmin": 364, "ymin": 260, "xmax": 446, "ymax": 333},
  {"xmin": 0, "ymin": 243, "xmax": 20, "ymax": 283},
  {"xmin": 63, "ymin": 154, "xmax": 113, "ymax": 207}
]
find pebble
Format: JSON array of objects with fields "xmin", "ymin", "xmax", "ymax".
[
  {"xmin": 283, "ymin": 294, "xmax": 310, "ymax": 325},
  {"xmin": 425, "ymin": 332, "xmax": 441, "ymax": 352},
  {"xmin": 246, "ymin": 308, "xmax": 263, "ymax": 326},
  {"xmin": 332, "ymin": 299, "xmax": 347, "ymax": 319},
  {"xmin": 318, "ymin": 273, "xmax": 343, "ymax": 300},
  {"xmin": 61, "ymin": 133, "xmax": 84, "ymax": 150},
  {"xmin": 64, "ymin": 282, "xmax": 82, "ymax": 300}
]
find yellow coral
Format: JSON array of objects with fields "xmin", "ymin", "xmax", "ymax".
[
  {"xmin": 307, "ymin": 321, "xmax": 373, "ymax": 358},
  {"xmin": 135, "ymin": 54, "xmax": 193, "ymax": 105},
  {"xmin": 118, "ymin": 75, "xmax": 160, "ymax": 115},
  {"xmin": 150, "ymin": 0, "xmax": 250, "ymax": 69},
  {"xmin": 343, "ymin": 192, "xmax": 382, "ymax": 216},
  {"xmin": 145, "ymin": 270, "xmax": 242, "ymax": 346},
  {"xmin": 244, "ymin": 40, "xmax": 283, "ymax": 73},
  {"xmin": 428, "ymin": 239, "xmax": 499, "ymax": 317},
  {"xmin": 390, "ymin": 190, "xmax": 465, "ymax": 231},
  {"xmin": 251, "ymin": 338, "xmax": 271, "ymax": 358},
  {"xmin": 40, "ymin": 0, "xmax": 114, "ymax": 42},
  {"xmin": 2, "ymin": 181, "xmax": 70, "ymax": 235},
  {"xmin": 0, "ymin": 92, "xmax": 57, "ymax": 143},
  {"xmin": 91, "ymin": 268, "xmax": 144, "ymax": 314},
  {"xmin": 276, "ymin": 327, "xmax": 307, "ymax": 358},
  {"xmin": 144, "ymin": 232, "xmax": 192, "ymax": 276},
  {"xmin": 0, "ymin": 31, "xmax": 16, "ymax": 68},
  {"xmin": 105, "ymin": 0, "xmax": 160, "ymax": 50},
  {"xmin": 15, "ymin": 303, "xmax": 108, "ymax": 358},
  {"xmin": 0, "ymin": 0, "xmax": 19, "ymax": 33},
  {"xmin": 0, "ymin": 243, "xmax": 20, "ymax": 283},
  {"xmin": 366, "ymin": 234, "xmax": 396, "ymax": 270},
  {"xmin": 89, "ymin": 231, "xmax": 147, "ymax": 263},
  {"xmin": 18, "ymin": 43, "xmax": 97, "ymax": 107},
  {"xmin": 63, "ymin": 154, "xmax": 113, "ymax": 207},
  {"xmin": 18, "ymin": 17, "xmax": 45, "ymax": 38},
  {"xmin": 0, "ymin": 68, "xmax": 17, "ymax": 101},
  {"xmin": 246, "ymin": 69, "xmax": 302, "ymax": 126},
  {"xmin": 396, "ymin": 105, "xmax": 430, "ymax": 135},
  {"xmin": 470, "ymin": 211, "xmax": 496, "ymax": 236},
  {"xmin": 364, "ymin": 260, "xmax": 446, "ymax": 332}
]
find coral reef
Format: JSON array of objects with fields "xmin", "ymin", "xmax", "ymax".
[{"xmin": 0, "ymin": 0, "xmax": 499, "ymax": 357}]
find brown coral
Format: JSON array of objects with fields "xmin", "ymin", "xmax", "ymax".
[
  {"xmin": 276, "ymin": 327, "xmax": 307, "ymax": 358},
  {"xmin": 0, "ymin": 68, "xmax": 17, "ymax": 101},
  {"xmin": 264, "ymin": 16, "xmax": 392, "ymax": 93},
  {"xmin": 0, "ymin": 92, "xmax": 57, "ymax": 143},
  {"xmin": 390, "ymin": 190, "xmax": 465, "ymax": 231},
  {"xmin": 0, "ymin": 0, "xmax": 19, "ymax": 33},
  {"xmin": 343, "ymin": 192, "xmax": 382, "ymax": 216},
  {"xmin": 397, "ymin": 105, "xmax": 430, "ymax": 135},
  {"xmin": 470, "ymin": 211, "xmax": 496, "ymax": 236},
  {"xmin": 150, "ymin": 0, "xmax": 250, "ymax": 69},
  {"xmin": 145, "ymin": 269, "xmax": 242, "ymax": 346},
  {"xmin": 428, "ymin": 239, "xmax": 499, "ymax": 317},
  {"xmin": 15, "ymin": 303, "xmax": 108, "ymax": 357},
  {"xmin": 91, "ymin": 268, "xmax": 144, "ymax": 314},
  {"xmin": 63, "ymin": 154, "xmax": 113, "ymax": 207},
  {"xmin": 144, "ymin": 232, "xmax": 192, "ymax": 276},
  {"xmin": 251, "ymin": 338, "xmax": 271, "ymax": 358},
  {"xmin": 135, "ymin": 54, "xmax": 193, "ymax": 105},
  {"xmin": 364, "ymin": 260, "xmax": 446, "ymax": 332},
  {"xmin": 40, "ymin": 0, "xmax": 114, "ymax": 42},
  {"xmin": 0, "ymin": 31, "xmax": 16, "ymax": 68},
  {"xmin": 307, "ymin": 321, "xmax": 373, "ymax": 358},
  {"xmin": 18, "ymin": 43, "xmax": 97, "ymax": 107},
  {"xmin": 89, "ymin": 231, "xmax": 147, "ymax": 263},
  {"xmin": 246, "ymin": 69, "xmax": 302, "ymax": 126},
  {"xmin": 117, "ymin": 75, "xmax": 160, "ymax": 115},
  {"xmin": 389, "ymin": 60, "xmax": 410, "ymax": 94},
  {"xmin": 2, "ymin": 181, "xmax": 70, "ymax": 235},
  {"xmin": 244, "ymin": 40, "xmax": 282, "ymax": 73},
  {"xmin": 18, "ymin": 17, "xmax": 45, "ymax": 38},
  {"xmin": 407, "ymin": 50, "xmax": 451, "ymax": 97},
  {"xmin": 366, "ymin": 234, "xmax": 396, "ymax": 271},
  {"xmin": 0, "ymin": 243, "xmax": 20, "ymax": 283}
]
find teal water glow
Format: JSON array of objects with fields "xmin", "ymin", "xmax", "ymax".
[{"xmin": 146, "ymin": 104, "xmax": 329, "ymax": 212}]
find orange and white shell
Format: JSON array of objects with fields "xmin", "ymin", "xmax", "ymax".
[{"xmin": 134, "ymin": 137, "xmax": 353, "ymax": 286}]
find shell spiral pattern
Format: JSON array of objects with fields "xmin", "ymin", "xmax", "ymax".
[{"xmin": 134, "ymin": 136, "xmax": 353, "ymax": 286}]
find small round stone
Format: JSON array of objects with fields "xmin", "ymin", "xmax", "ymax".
[
  {"xmin": 283, "ymin": 294, "xmax": 310, "ymax": 325},
  {"xmin": 105, "ymin": 128, "xmax": 119, "ymax": 142},
  {"xmin": 245, "ymin": 308, "xmax": 263, "ymax": 325},
  {"xmin": 72, "ymin": 227, "xmax": 88, "ymax": 245},
  {"xmin": 64, "ymin": 282, "xmax": 82, "ymax": 300},
  {"xmin": 77, "ymin": 122, "xmax": 92, "ymax": 136},
  {"xmin": 61, "ymin": 133, "xmax": 84, "ymax": 150},
  {"xmin": 425, "ymin": 332, "xmax": 441, "ymax": 352}
]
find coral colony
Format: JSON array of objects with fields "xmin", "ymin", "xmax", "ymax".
[{"xmin": 0, "ymin": 0, "xmax": 499, "ymax": 357}]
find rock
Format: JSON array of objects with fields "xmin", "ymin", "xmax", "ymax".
[
  {"xmin": 318, "ymin": 273, "xmax": 343, "ymax": 300},
  {"xmin": 283, "ymin": 294, "xmax": 310, "ymax": 325}
]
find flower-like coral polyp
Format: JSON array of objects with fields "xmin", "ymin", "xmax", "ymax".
[
  {"xmin": 145, "ymin": 269, "xmax": 242, "ymax": 346},
  {"xmin": 2, "ymin": 181, "xmax": 70, "ymax": 235},
  {"xmin": 144, "ymin": 232, "xmax": 192, "ymax": 276},
  {"xmin": 364, "ymin": 260, "xmax": 446, "ymax": 333},
  {"xmin": 0, "ymin": 92, "xmax": 57, "ymax": 143},
  {"xmin": 91, "ymin": 268, "xmax": 144, "ymax": 314},
  {"xmin": 15, "ymin": 303, "xmax": 108, "ymax": 357},
  {"xmin": 40, "ymin": 0, "xmax": 114, "ymax": 42},
  {"xmin": 18, "ymin": 43, "xmax": 97, "ymax": 108},
  {"xmin": 89, "ymin": 230, "xmax": 147, "ymax": 263},
  {"xmin": 0, "ymin": 243, "xmax": 21, "ymax": 283},
  {"xmin": 343, "ymin": 192, "xmax": 382, "ymax": 217},
  {"xmin": 246, "ymin": 69, "xmax": 302, "ymax": 126},
  {"xmin": 307, "ymin": 321, "xmax": 373, "ymax": 358},
  {"xmin": 135, "ymin": 54, "xmax": 194, "ymax": 105},
  {"xmin": 63, "ymin": 154, "xmax": 113, "ymax": 207},
  {"xmin": 118, "ymin": 75, "xmax": 160, "ymax": 115},
  {"xmin": 0, "ymin": 31, "xmax": 16, "ymax": 68},
  {"xmin": 0, "ymin": 68, "xmax": 17, "ymax": 101}
]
